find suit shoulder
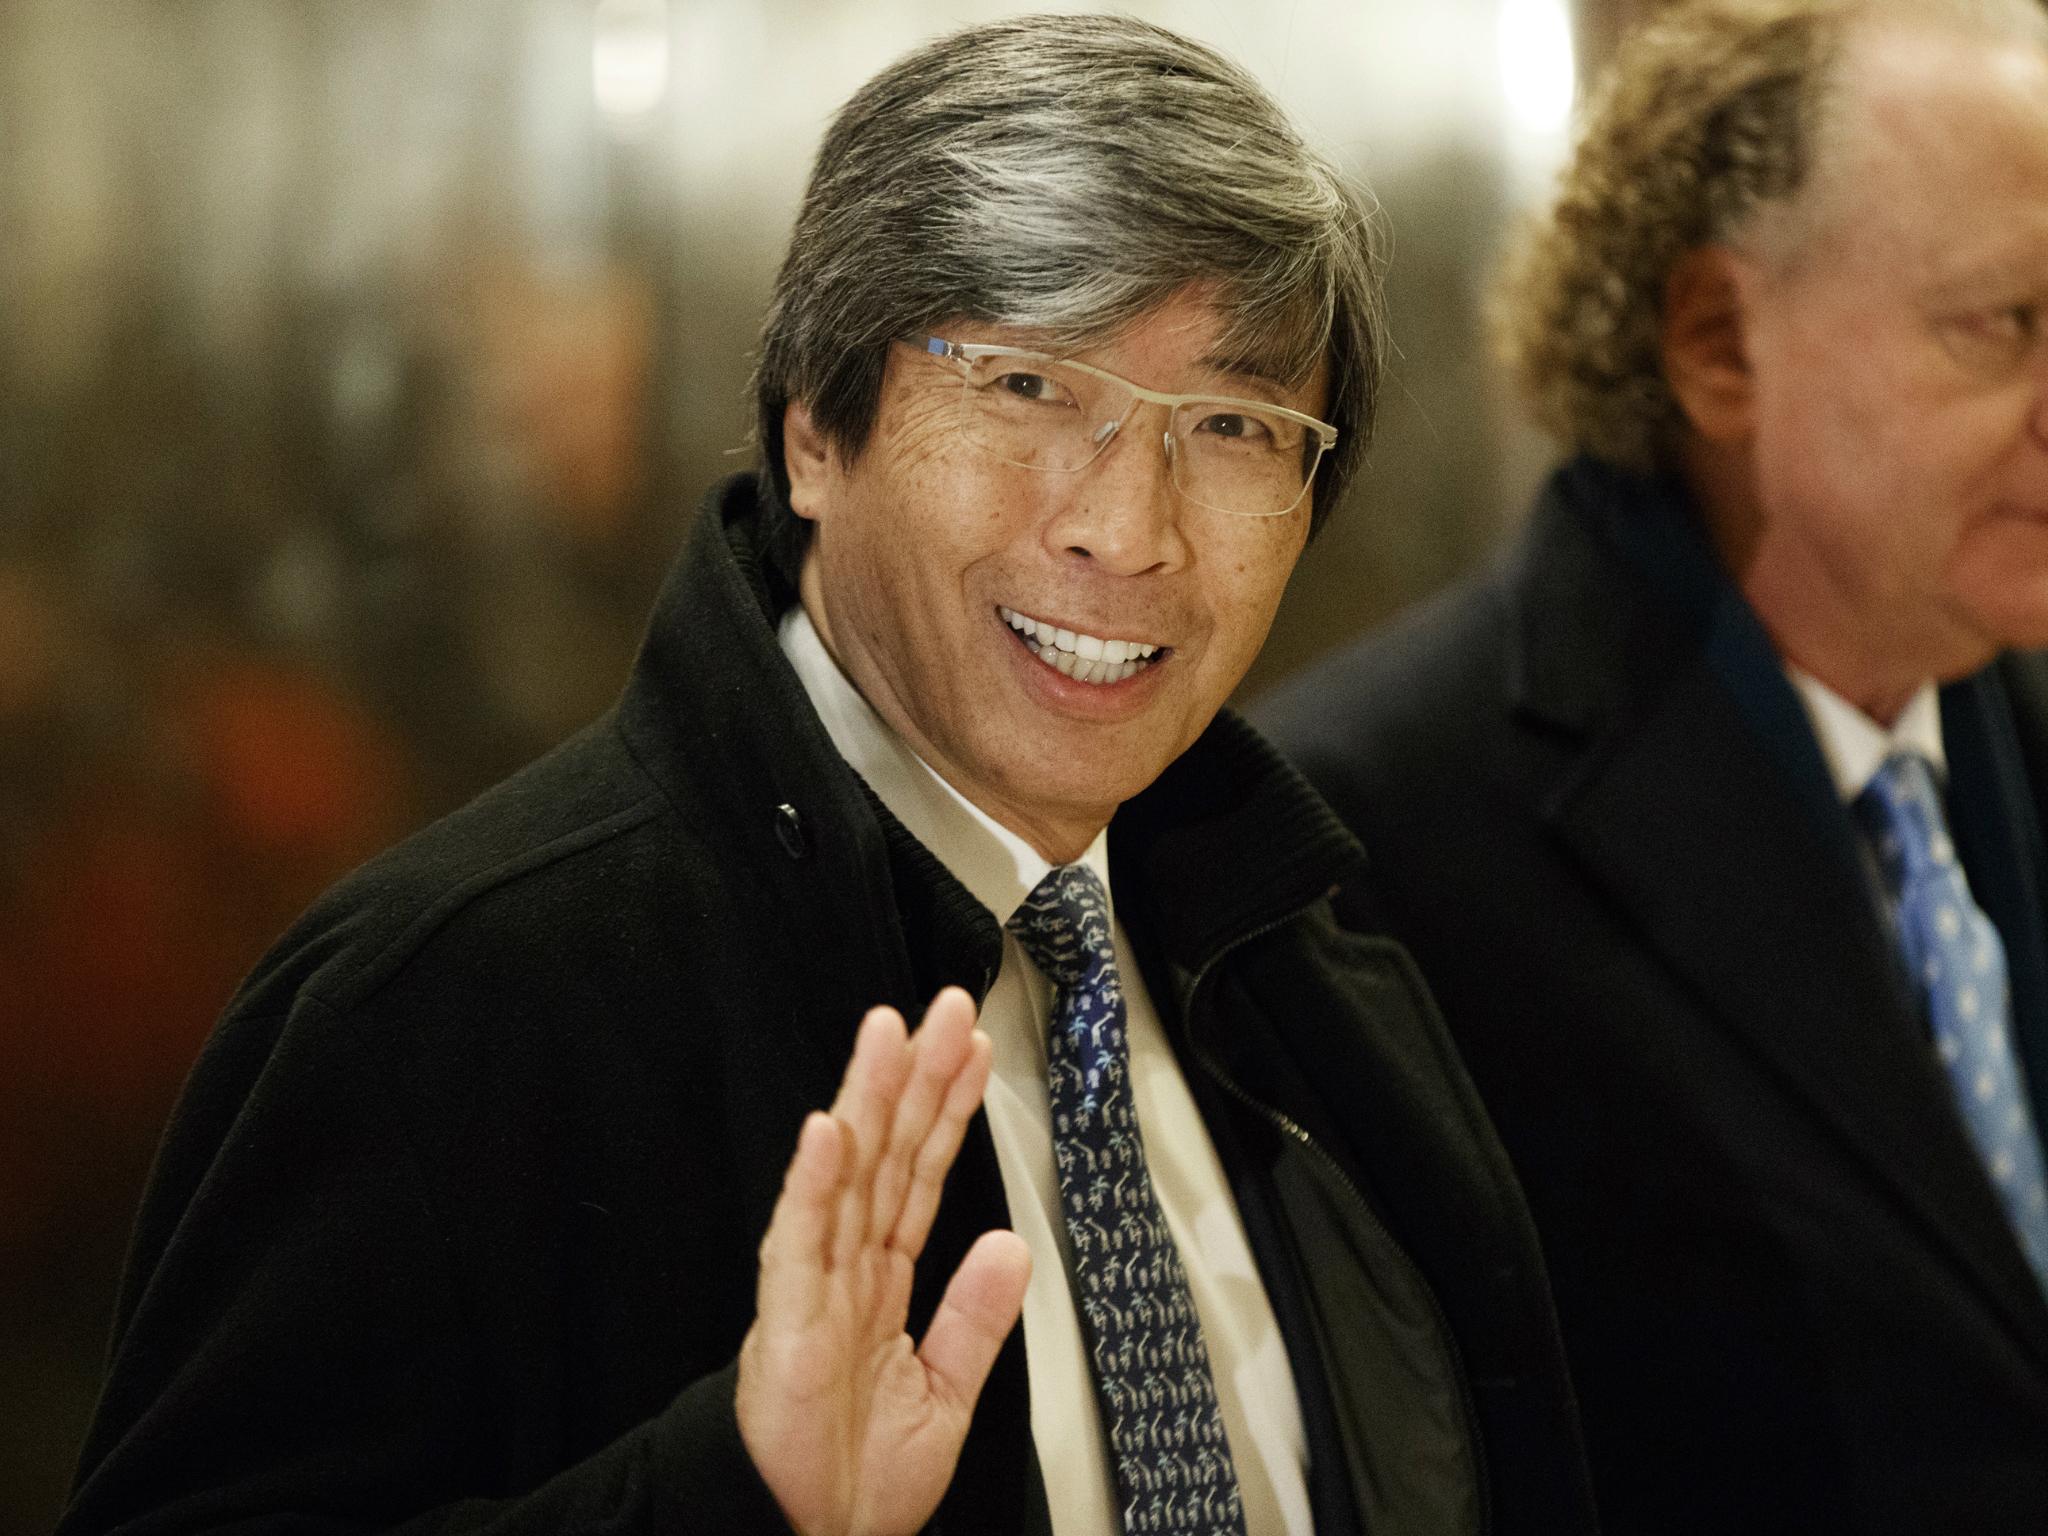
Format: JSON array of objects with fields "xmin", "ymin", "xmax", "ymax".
[
  {"xmin": 1252, "ymin": 561, "xmax": 1513, "ymax": 786},
  {"xmin": 1998, "ymin": 649, "xmax": 2048, "ymax": 716}
]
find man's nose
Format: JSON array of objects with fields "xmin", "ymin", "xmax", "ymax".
[{"xmin": 1042, "ymin": 414, "xmax": 1188, "ymax": 577}]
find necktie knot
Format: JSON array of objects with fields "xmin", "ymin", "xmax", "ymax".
[
  {"xmin": 1008, "ymin": 864, "xmax": 1115, "ymax": 991},
  {"xmin": 1854, "ymin": 751, "xmax": 1955, "ymax": 884}
]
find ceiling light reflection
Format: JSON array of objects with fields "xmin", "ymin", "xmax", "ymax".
[
  {"xmin": 593, "ymin": 0, "xmax": 670, "ymax": 128},
  {"xmin": 1498, "ymin": 0, "xmax": 1574, "ymax": 137}
]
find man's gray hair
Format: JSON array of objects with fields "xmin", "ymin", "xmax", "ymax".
[
  {"xmin": 753, "ymin": 13, "xmax": 1385, "ymax": 541},
  {"xmin": 1496, "ymin": 0, "xmax": 2048, "ymax": 473}
]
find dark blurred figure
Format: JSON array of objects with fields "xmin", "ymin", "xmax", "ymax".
[{"xmin": 1261, "ymin": 1, "xmax": 2048, "ymax": 1531}]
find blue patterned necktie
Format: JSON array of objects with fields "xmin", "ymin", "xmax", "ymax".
[
  {"xmin": 1854, "ymin": 751, "xmax": 2048, "ymax": 1292},
  {"xmin": 1007, "ymin": 864, "xmax": 1249, "ymax": 1536}
]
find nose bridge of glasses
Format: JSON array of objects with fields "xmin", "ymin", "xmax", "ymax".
[
  {"xmin": 1080, "ymin": 406, "xmax": 1179, "ymax": 499},
  {"xmin": 1065, "ymin": 366, "xmax": 1152, "ymax": 471}
]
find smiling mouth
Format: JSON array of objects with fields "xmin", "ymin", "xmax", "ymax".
[{"xmin": 998, "ymin": 606, "xmax": 1166, "ymax": 686}]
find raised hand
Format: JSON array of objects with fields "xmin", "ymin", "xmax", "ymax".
[{"xmin": 736, "ymin": 987, "xmax": 1032, "ymax": 1536}]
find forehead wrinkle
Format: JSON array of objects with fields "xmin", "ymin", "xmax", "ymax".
[
  {"xmin": 1846, "ymin": 19, "xmax": 2048, "ymax": 170},
  {"xmin": 1785, "ymin": 24, "xmax": 2048, "ymax": 283}
]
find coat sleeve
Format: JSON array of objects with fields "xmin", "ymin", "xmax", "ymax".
[{"xmin": 58, "ymin": 993, "xmax": 795, "ymax": 1536}]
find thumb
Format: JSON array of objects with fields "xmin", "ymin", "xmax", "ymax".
[{"xmin": 916, "ymin": 1230, "xmax": 1032, "ymax": 1416}]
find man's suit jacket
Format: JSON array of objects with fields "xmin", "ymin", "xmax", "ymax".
[{"xmin": 1255, "ymin": 458, "xmax": 2048, "ymax": 1534}]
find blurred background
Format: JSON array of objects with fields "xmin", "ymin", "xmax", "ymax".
[{"xmin": 0, "ymin": 0, "xmax": 1651, "ymax": 1525}]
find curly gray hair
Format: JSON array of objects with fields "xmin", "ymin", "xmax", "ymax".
[{"xmin": 753, "ymin": 13, "xmax": 1385, "ymax": 541}]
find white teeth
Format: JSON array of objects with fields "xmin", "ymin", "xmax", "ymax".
[{"xmin": 997, "ymin": 606, "xmax": 1164, "ymax": 686}]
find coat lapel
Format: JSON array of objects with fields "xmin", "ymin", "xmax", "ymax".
[{"xmin": 1510, "ymin": 463, "xmax": 2048, "ymax": 1367}]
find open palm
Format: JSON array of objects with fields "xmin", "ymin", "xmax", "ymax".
[{"xmin": 737, "ymin": 987, "xmax": 1032, "ymax": 1536}]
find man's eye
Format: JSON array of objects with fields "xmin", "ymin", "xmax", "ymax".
[
  {"xmin": 1939, "ymin": 303, "xmax": 2041, "ymax": 372},
  {"xmin": 1192, "ymin": 410, "xmax": 1276, "ymax": 445},
  {"xmin": 1979, "ymin": 305, "xmax": 2037, "ymax": 343},
  {"xmin": 994, "ymin": 371, "xmax": 1069, "ymax": 404}
]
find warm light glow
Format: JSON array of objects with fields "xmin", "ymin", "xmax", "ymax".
[
  {"xmin": 1498, "ymin": 0, "xmax": 1575, "ymax": 137},
  {"xmin": 593, "ymin": 0, "xmax": 670, "ymax": 124}
]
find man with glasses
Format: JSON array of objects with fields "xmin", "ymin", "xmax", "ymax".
[{"xmin": 62, "ymin": 16, "xmax": 1594, "ymax": 1536}]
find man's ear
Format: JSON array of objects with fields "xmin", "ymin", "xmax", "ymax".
[
  {"xmin": 1661, "ymin": 245, "xmax": 1757, "ymax": 446},
  {"xmin": 782, "ymin": 399, "xmax": 837, "ymax": 523}
]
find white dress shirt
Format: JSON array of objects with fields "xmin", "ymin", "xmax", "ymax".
[
  {"xmin": 779, "ymin": 603, "xmax": 1313, "ymax": 1536},
  {"xmin": 1786, "ymin": 668, "xmax": 1946, "ymax": 804}
]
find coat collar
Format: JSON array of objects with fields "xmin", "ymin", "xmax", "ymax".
[{"xmin": 1507, "ymin": 457, "xmax": 2048, "ymax": 1364}]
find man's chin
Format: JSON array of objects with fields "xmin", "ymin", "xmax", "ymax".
[
  {"xmin": 1953, "ymin": 583, "xmax": 2048, "ymax": 657},
  {"xmin": 1981, "ymin": 615, "xmax": 2048, "ymax": 655},
  {"xmin": 990, "ymin": 752, "xmax": 1170, "ymax": 840}
]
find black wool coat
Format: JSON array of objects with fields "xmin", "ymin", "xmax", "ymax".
[
  {"xmin": 64, "ymin": 473, "xmax": 1597, "ymax": 1536},
  {"xmin": 1256, "ymin": 457, "xmax": 2048, "ymax": 1535}
]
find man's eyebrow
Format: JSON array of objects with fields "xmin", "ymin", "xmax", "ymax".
[
  {"xmin": 1194, "ymin": 349, "xmax": 1297, "ymax": 397},
  {"xmin": 1926, "ymin": 259, "xmax": 2048, "ymax": 303},
  {"xmin": 1919, "ymin": 224, "xmax": 2048, "ymax": 298}
]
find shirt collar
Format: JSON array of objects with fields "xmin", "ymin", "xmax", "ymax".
[
  {"xmin": 1786, "ymin": 665, "xmax": 1947, "ymax": 802},
  {"xmin": 777, "ymin": 601, "xmax": 1112, "ymax": 925}
]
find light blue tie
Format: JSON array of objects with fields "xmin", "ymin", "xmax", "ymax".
[
  {"xmin": 1008, "ymin": 864, "xmax": 1248, "ymax": 1536},
  {"xmin": 1854, "ymin": 751, "xmax": 2048, "ymax": 1292}
]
